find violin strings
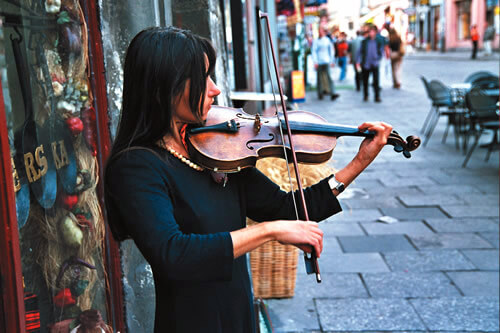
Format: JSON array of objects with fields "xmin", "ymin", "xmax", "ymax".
[{"xmin": 260, "ymin": 17, "xmax": 299, "ymax": 221}]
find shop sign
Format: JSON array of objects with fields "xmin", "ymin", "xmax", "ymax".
[{"xmin": 291, "ymin": 70, "xmax": 305, "ymax": 103}]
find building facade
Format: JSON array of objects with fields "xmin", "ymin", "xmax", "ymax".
[{"xmin": 412, "ymin": 0, "xmax": 499, "ymax": 51}]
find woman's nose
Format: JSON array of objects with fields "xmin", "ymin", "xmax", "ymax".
[{"xmin": 208, "ymin": 77, "xmax": 221, "ymax": 97}]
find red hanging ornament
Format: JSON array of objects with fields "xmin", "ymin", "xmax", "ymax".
[
  {"xmin": 66, "ymin": 117, "xmax": 84, "ymax": 136},
  {"xmin": 81, "ymin": 106, "xmax": 98, "ymax": 156},
  {"xmin": 60, "ymin": 193, "xmax": 78, "ymax": 210},
  {"xmin": 53, "ymin": 288, "xmax": 76, "ymax": 308}
]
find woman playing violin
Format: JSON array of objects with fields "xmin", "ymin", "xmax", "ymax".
[{"xmin": 105, "ymin": 26, "xmax": 393, "ymax": 333}]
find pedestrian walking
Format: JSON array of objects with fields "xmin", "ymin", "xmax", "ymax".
[
  {"xmin": 471, "ymin": 24, "xmax": 479, "ymax": 59},
  {"xmin": 337, "ymin": 32, "xmax": 349, "ymax": 81},
  {"xmin": 349, "ymin": 30, "xmax": 365, "ymax": 91},
  {"xmin": 483, "ymin": 22, "xmax": 495, "ymax": 56},
  {"xmin": 356, "ymin": 25, "xmax": 385, "ymax": 102},
  {"xmin": 388, "ymin": 28, "xmax": 404, "ymax": 89},
  {"xmin": 104, "ymin": 26, "xmax": 393, "ymax": 333},
  {"xmin": 312, "ymin": 26, "xmax": 339, "ymax": 100}
]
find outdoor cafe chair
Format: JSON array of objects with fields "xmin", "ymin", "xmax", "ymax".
[
  {"xmin": 471, "ymin": 75, "xmax": 499, "ymax": 90},
  {"xmin": 462, "ymin": 87, "xmax": 500, "ymax": 167},
  {"xmin": 422, "ymin": 79, "xmax": 464, "ymax": 148},
  {"xmin": 420, "ymin": 76, "xmax": 434, "ymax": 134},
  {"xmin": 464, "ymin": 71, "xmax": 497, "ymax": 84}
]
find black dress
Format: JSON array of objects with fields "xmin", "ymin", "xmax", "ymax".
[{"xmin": 105, "ymin": 147, "xmax": 342, "ymax": 332}]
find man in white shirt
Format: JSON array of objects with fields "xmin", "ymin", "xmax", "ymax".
[{"xmin": 312, "ymin": 26, "xmax": 339, "ymax": 100}]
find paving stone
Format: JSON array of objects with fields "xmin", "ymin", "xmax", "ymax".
[
  {"xmin": 461, "ymin": 249, "xmax": 500, "ymax": 270},
  {"xmin": 378, "ymin": 176, "xmax": 436, "ymax": 187},
  {"xmin": 315, "ymin": 298, "xmax": 426, "ymax": 331},
  {"xmin": 319, "ymin": 253, "xmax": 390, "ymax": 273},
  {"xmin": 362, "ymin": 272, "xmax": 460, "ymax": 298},
  {"xmin": 266, "ymin": 297, "xmax": 319, "ymax": 332},
  {"xmin": 361, "ymin": 221, "xmax": 434, "ymax": 236},
  {"xmin": 322, "ymin": 237, "xmax": 343, "ymax": 254},
  {"xmin": 429, "ymin": 172, "xmax": 499, "ymax": 186},
  {"xmin": 447, "ymin": 271, "xmax": 500, "ymax": 296},
  {"xmin": 409, "ymin": 233, "xmax": 493, "ymax": 250},
  {"xmin": 364, "ymin": 185, "xmax": 423, "ymax": 197},
  {"xmin": 338, "ymin": 235, "xmax": 416, "ymax": 253},
  {"xmin": 329, "ymin": 208, "xmax": 381, "ymax": 223},
  {"xmin": 425, "ymin": 218, "xmax": 499, "ymax": 233},
  {"xmin": 383, "ymin": 250, "xmax": 475, "ymax": 272},
  {"xmin": 294, "ymin": 272, "xmax": 368, "ymax": 299},
  {"xmin": 410, "ymin": 297, "xmax": 500, "ymax": 331},
  {"xmin": 480, "ymin": 232, "xmax": 500, "ymax": 248},
  {"xmin": 398, "ymin": 194, "xmax": 465, "ymax": 206},
  {"xmin": 350, "ymin": 179, "xmax": 384, "ymax": 191},
  {"xmin": 319, "ymin": 221, "xmax": 365, "ymax": 236},
  {"xmin": 380, "ymin": 207, "xmax": 448, "ymax": 220},
  {"xmin": 339, "ymin": 196, "xmax": 403, "ymax": 209},
  {"xmin": 456, "ymin": 193, "xmax": 499, "ymax": 206},
  {"xmin": 418, "ymin": 184, "xmax": 482, "ymax": 194},
  {"xmin": 440, "ymin": 205, "xmax": 499, "ymax": 218}
]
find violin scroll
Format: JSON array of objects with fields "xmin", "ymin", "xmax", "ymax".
[{"xmin": 387, "ymin": 131, "xmax": 421, "ymax": 158}]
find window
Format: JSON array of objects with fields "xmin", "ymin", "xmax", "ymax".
[
  {"xmin": 456, "ymin": 0, "xmax": 471, "ymax": 40},
  {"xmin": 0, "ymin": 1, "xmax": 111, "ymax": 331}
]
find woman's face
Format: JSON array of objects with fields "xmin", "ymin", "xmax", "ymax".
[{"xmin": 173, "ymin": 59, "xmax": 221, "ymax": 124}]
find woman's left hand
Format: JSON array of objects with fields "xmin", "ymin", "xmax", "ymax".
[{"xmin": 355, "ymin": 121, "xmax": 393, "ymax": 166}]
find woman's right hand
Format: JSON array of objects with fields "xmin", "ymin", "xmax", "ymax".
[{"xmin": 268, "ymin": 220, "xmax": 324, "ymax": 257}]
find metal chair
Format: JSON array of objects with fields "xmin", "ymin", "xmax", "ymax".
[
  {"xmin": 420, "ymin": 76, "xmax": 434, "ymax": 134},
  {"xmin": 471, "ymin": 75, "xmax": 499, "ymax": 90},
  {"xmin": 422, "ymin": 80, "xmax": 463, "ymax": 147},
  {"xmin": 462, "ymin": 87, "xmax": 499, "ymax": 167},
  {"xmin": 464, "ymin": 71, "xmax": 496, "ymax": 83}
]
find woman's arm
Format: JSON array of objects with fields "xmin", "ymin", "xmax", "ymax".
[
  {"xmin": 330, "ymin": 121, "xmax": 392, "ymax": 196},
  {"xmin": 230, "ymin": 220, "xmax": 323, "ymax": 259}
]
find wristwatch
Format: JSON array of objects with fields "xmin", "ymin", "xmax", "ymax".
[{"xmin": 328, "ymin": 174, "xmax": 345, "ymax": 194}]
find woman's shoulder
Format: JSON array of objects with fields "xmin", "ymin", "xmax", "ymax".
[{"xmin": 107, "ymin": 146, "xmax": 171, "ymax": 177}]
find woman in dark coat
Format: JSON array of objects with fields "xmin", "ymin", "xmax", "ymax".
[{"xmin": 104, "ymin": 26, "xmax": 393, "ymax": 332}]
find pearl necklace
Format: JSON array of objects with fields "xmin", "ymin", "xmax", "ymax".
[{"xmin": 157, "ymin": 140, "xmax": 204, "ymax": 171}]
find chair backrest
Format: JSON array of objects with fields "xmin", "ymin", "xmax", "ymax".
[
  {"xmin": 429, "ymin": 80, "xmax": 453, "ymax": 106},
  {"xmin": 471, "ymin": 76, "xmax": 499, "ymax": 90},
  {"xmin": 464, "ymin": 71, "xmax": 496, "ymax": 83},
  {"xmin": 465, "ymin": 87, "xmax": 499, "ymax": 120},
  {"xmin": 420, "ymin": 76, "xmax": 433, "ymax": 99}
]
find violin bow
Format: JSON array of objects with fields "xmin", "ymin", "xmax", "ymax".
[{"xmin": 259, "ymin": 11, "xmax": 321, "ymax": 283}]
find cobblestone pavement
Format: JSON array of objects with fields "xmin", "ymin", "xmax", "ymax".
[{"xmin": 265, "ymin": 52, "xmax": 499, "ymax": 332}]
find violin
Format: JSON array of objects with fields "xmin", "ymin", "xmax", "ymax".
[
  {"xmin": 187, "ymin": 105, "xmax": 421, "ymax": 173},
  {"xmin": 187, "ymin": 11, "xmax": 420, "ymax": 284}
]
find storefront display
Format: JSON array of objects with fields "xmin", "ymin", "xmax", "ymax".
[{"xmin": 0, "ymin": 0, "xmax": 112, "ymax": 331}]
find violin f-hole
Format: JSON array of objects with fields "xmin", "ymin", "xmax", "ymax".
[{"xmin": 246, "ymin": 133, "xmax": 274, "ymax": 150}]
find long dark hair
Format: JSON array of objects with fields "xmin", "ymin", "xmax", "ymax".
[
  {"xmin": 104, "ymin": 27, "xmax": 216, "ymax": 240},
  {"xmin": 110, "ymin": 26, "xmax": 216, "ymax": 156}
]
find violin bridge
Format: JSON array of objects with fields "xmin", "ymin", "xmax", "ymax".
[{"xmin": 253, "ymin": 114, "xmax": 261, "ymax": 133}]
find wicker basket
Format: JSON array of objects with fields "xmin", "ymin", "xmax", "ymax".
[
  {"xmin": 249, "ymin": 219, "xmax": 299, "ymax": 298},
  {"xmin": 248, "ymin": 158, "xmax": 334, "ymax": 299}
]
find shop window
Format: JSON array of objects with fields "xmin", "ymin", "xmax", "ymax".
[
  {"xmin": 456, "ymin": 0, "xmax": 471, "ymax": 40},
  {"xmin": 0, "ymin": 1, "xmax": 111, "ymax": 331}
]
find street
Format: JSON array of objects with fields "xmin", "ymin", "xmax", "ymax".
[{"xmin": 265, "ymin": 52, "xmax": 499, "ymax": 332}]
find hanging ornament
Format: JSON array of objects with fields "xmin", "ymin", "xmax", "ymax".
[
  {"xmin": 66, "ymin": 117, "xmax": 84, "ymax": 136},
  {"xmin": 74, "ymin": 170, "xmax": 93, "ymax": 194},
  {"xmin": 60, "ymin": 213, "xmax": 83, "ymax": 248},
  {"xmin": 81, "ymin": 106, "xmax": 97, "ymax": 156},
  {"xmin": 45, "ymin": 0, "xmax": 61, "ymax": 14},
  {"xmin": 70, "ymin": 310, "xmax": 111, "ymax": 333},
  {"xmin": 53, "ymin": 288, "xmax": 76, "ymax": 308},
  {"xmin": 59, "ymin": 193, "xmax": 78, "ymax": 210},
  {"xmin": 70, "ymin": 280, "xmax": 89, "ymax": 297}
]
